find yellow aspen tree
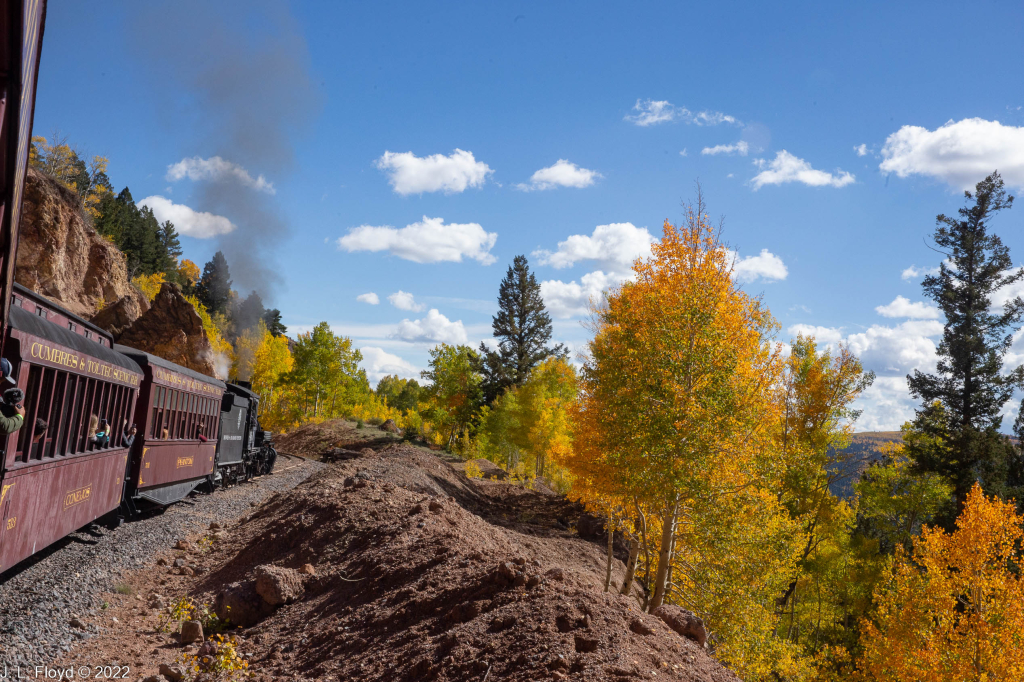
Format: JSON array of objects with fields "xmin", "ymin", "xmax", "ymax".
[
  {"xmin": 568, "ymin": 194, "xmax": 804, "ymax": 678},
  {"xmin": 856, "ymin": 483, "xmax": 1024, "ymax": 682}
]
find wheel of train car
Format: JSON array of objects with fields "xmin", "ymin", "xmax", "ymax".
[{"xmin": 265, "ymin": 447, "xmax": 278, "ymax": 474}]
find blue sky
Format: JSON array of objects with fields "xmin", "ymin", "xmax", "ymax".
[{"xmin": 32, "ymin": 1, "xmax": 1024, "ymax": 431}]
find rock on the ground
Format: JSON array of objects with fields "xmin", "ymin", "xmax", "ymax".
[
  {"xmin": 179, "ymin": 621, "xmax": 203, "ymax": 644},
  {"xmin": 157, "ymin": 663, "xmax": 183, "ymax": 682},
  {"xmin": 255, "ymin": 565, "xmax": 305, "ymax": 606},
  {"xmin": 379, "ymin": 419, "xmax": 401, "ymax": 433},
  {"xmin": 214, "ymin": 581, "xmax": 272, "ymax": 627},
  {"xmin": 651, "ymin": 605, "xmax": 707, "ymax": 648}
]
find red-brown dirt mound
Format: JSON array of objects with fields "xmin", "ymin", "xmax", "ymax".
[
  {"xmin": 190, "ymin": 443, "xmax": 738, "ymax": 681},
  {"xmin": 275, "ymin": 418, "xmax": 401, "ymax": 459}
]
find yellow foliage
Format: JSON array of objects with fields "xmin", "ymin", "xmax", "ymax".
[
  {"xmin": 856, "ymin": 483, "xmax": 1024, "ymax": 681},
  {"xmin": 177, "ymin": 259, "xmax": 200, "ymax": 286},
  {"xmin": 132, "ymin": 272, "xmax": 166, "ymax": 301},
  {"xmin": 185, "ymin": 294, "xmax": 233, "ymax": 372},
  {"xmin": 464, "ymin": 460, "xmax": 483, "ymax": 479},
  {"xmin": 564, "ymin": 203, "xmax": 809, "ymax": 680}
]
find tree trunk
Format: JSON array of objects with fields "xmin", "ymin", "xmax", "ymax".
[
  {"xmin": 603, "ymin": 509, "xmax": 614, "ymax": 592},
  {"xmin": 620, "ymin": 537, "xmax": 640, "ymax": 596},
  {"xmin": 648, "ymin": 497, "xmax": 679, "ymax": 611}
]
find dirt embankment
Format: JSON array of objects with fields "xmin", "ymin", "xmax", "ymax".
[{"xmin": 63, "ymin": 433, "xmax": 738, "ymax": 681}]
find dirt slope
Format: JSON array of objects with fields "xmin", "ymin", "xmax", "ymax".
[{"xmin": 62, "ymin": 441, "xmax": 739, "ymax": 681}]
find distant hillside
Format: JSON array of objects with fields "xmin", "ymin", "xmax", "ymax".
[{"xmin": 828, "ymin": 431, "xmax": 903, "ymax": 499}]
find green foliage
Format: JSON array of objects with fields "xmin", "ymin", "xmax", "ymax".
[
  {"xmin": 263, "ymin": 307, "xmax": 287, "ymax": 336},
  {"xmin": 287, "ymin": 322, "xmax": 368, "ymax": 419},
  {"xmin": 907, "ymin": 171, "xmax": 1024, "ymax": 509},
  {"xmin": 196, "ymin": 251, "xmax": 233, "ymax": 316},
  {"xmin": 855, "ymin": 441, "xmax": 954, "ymax": 555},
  {"xmin": 375, "ymin": 375, "xmax": 422, "ymax": 413},
  {"xmin": 421, "ymin": 344, "xmax": 482, "ymax": 451},
  {"xmin": 476, "ymin": 255, "xmax": 565, "ymax": 404}
]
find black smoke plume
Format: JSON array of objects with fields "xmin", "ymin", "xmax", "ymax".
[{"xmin": 128, "ymin": 0, "xmax": 319, "ymax": 302}]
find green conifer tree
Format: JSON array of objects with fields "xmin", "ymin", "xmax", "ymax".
[
  {"xmin": 906, "ymin": 172, "xmax": 1024, "ymax": 513},
  {"xmin": 477, "ymin": 255, "xmax": 565, "ymax": 404},
  {"xmin": 196, "ymin": 251, "xmax": 233, "ymax": 316}
]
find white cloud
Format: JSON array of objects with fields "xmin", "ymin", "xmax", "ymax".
[
  {"xmin": 846, "ymin": 320, "xmax": 944, "ymax": 374},
  {"xmin": 702, "ymin": 141, "xmax": 749, "ymax": 156},
  {"xmin": 166, "ymin": 156, "xmax": 274, "ymax": 194},
  {"xmin": 854, "ymin": 144, "xmax": 868, "ymax": 157},
  {"xmin": 359, "ymin": 346, "xmax": 420, "ymax": 385},
  {"xmin": 393, "ymin": 309, "xmax": 467, "ymax": 345},
  {"xmin": 751, "ymin": 151, "xmax": 855, "ymax": 189},
  {"xmin": 388, "ymin": 290, "xmax": 425, "ymax": 312},
  {"xmin": 540, "ymin": 270, "xmax": 626, "ymax": 319},
  {"xmin": 787, "ymin": 324, "xmax": 845, "ymax": 345},
  {"xmin": 901, "ymin": 264, "xmax": 941, "ymax": 280},
  {"xmin": 138, "ymin": 196, "xmax": 236, "ymax": 238},
  {"xmin": 374, "ymin": 149, "xmax": 492, "ymax": 195},
  {"xmin": 356, "ymin": 293, "xmax": 379, "ymax": 305},
  {"xmin": 624, "ymin": 99, "xmax": 738, "ymax": 127},
  {"xmin": 516, "ymin": 159, "xmax": 601, "ymax": 191},
  {"xmin": 337, "ymin": 216, "xmax": 498, "ymax": 265},
  {"xmin": 731, "ymin": 249, "xmax": 788, "ymax": 283},
  {"xmin": 875, "ymin": 295, "xmax": 940, "ymax": 319},
  {"xmin": 679, "ymin": 148, "xmax": 688, "ymax": 157},
  {"xmin": 853, "ymin": 377, "xmax": 918, "ymax": 432},
  {"xmin": 533, "ymin": 223, "xmax": 656, "ymax": 271},
  {"xmin": 879, "ymin": 118, "xmax": 1024, "ymax": 190}
]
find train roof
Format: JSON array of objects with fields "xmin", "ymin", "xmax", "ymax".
[
  {"xmin": 10, "ymin": 304, "xmax": 142, "ymax": 374},
  {"xmin": 114, "ymin": 344, "xmax": 227, "ymax": 389},
  {"xmin": 13, "ymin": 282, "xmax": 114, "ymax": 344},
  {"xmin": 225, "ymin": 382, "xmax": 259, "ymax": 400}
]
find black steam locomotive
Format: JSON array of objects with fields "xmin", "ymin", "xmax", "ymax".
[{"xmin": 214, "ymin": 381, "xmax": 278, "ymax": 486}]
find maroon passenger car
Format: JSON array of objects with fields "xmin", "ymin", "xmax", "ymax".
[
  {"xmin": 115, "ymin": 347, "xmax": 224, "ymax": 508},
  {"xmin": 0, "ymin": 285, "xmax": 142, "ymax": 572}
]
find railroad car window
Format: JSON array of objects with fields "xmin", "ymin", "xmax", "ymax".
[
  {"xmin": 83, "ymin": 379, "xmax": 101, "ymax": 451},
  {"xmin": 188, "ymin": 393, "xmax": 197, "ymax": 438},
  {"xmin": 152, "ymin": 386, "xmax": 163, "ymax": 438},
  {"xmin": 28, "ymin": 368, "xmax": 56, "ymax": 460},
  {"xmin": 68, "ymin": 376, "xmax": 87, "ymax": 454},
  {"xmin": 11, "ymin": 295, "xmax": 22, "ymax": 308},
  {"xmin": 68, "ymin": 322, "xmax": 77, "ymax": 332},
  {"xmin": 58, "ymin": 375, "xmax": 79, "ymax": 455},
  {"xmin": 36, "ymin": 307, "xmax": 47, "ymax": 319},
  {"xmin": 43, "ymin": 372, "xmax": 69, "ymax": 457},
  {"xmin": 15, "ymin": 366, "xmax": 43, "ymax": 462}
]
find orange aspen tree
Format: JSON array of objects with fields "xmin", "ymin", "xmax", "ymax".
[
  {"xmin": 567, "ymin": 195, "xmax": 804, "ymax": 677},
  {"xmin": 857, "ymin": 483, "xmax": 1024, "ymax": 682}
]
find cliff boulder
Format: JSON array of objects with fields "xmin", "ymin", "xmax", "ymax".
[{"xmin": 116, "ymin": 282, "xmax": 218, "ymax": 377}]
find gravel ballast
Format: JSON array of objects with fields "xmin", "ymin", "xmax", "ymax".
[{"xmin": 0, "ymin": 455, "xmax": 321, "ymax": 666}]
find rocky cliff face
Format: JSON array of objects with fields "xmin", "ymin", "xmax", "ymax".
[
  {"xmin": 15, "ymin": 169, "xmax": 219, "ymax": 378},
  {"xmin": 15, "ymin": 168, "xmax": 146, "ymax": 320},
  {"xmin": 116, "ymin": 282, "xmax": 217, "ymax": 377}
]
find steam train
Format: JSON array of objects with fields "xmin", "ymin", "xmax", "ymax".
[
  {"xmin": 0, "ymin": 284, "xmax": 279, "ymax": 573},
  {"xmin": 0, "ymin": 0, "xmax": 281, "ymax": 576}
]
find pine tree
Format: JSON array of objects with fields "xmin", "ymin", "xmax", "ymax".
[
  {"xmin": 157, "ymin": 220, "xmax": 183, "ymax": 275},
  {"xmin": 906, "ymin": 172, "xmax": 1024, "ymax": 511},
  {"xmin": 262, "ymin": 308, "xmax": 287, "ymax": 337},
  {"xmin": 196, "ymin": 251, "xmax": 233, "ymax": 316},
  {"xmin": 477, "ymin": 255, "xmax": 564, "ymax": 403},
  {"xmin": 233, "ymin": 291, "xmax": 267, "ymax": 337}
]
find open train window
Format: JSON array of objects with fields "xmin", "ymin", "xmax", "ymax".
[
  {"xmin": 36, "ymin": 307, "xmax": 47, "ymax": 319},
  {"xmin": 68, "ymin": 322, "xmax": 77, "ymax": 333},
  {"xmin": 11, "ymin": 295, "xmax": 22, "ymax": 308}
]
